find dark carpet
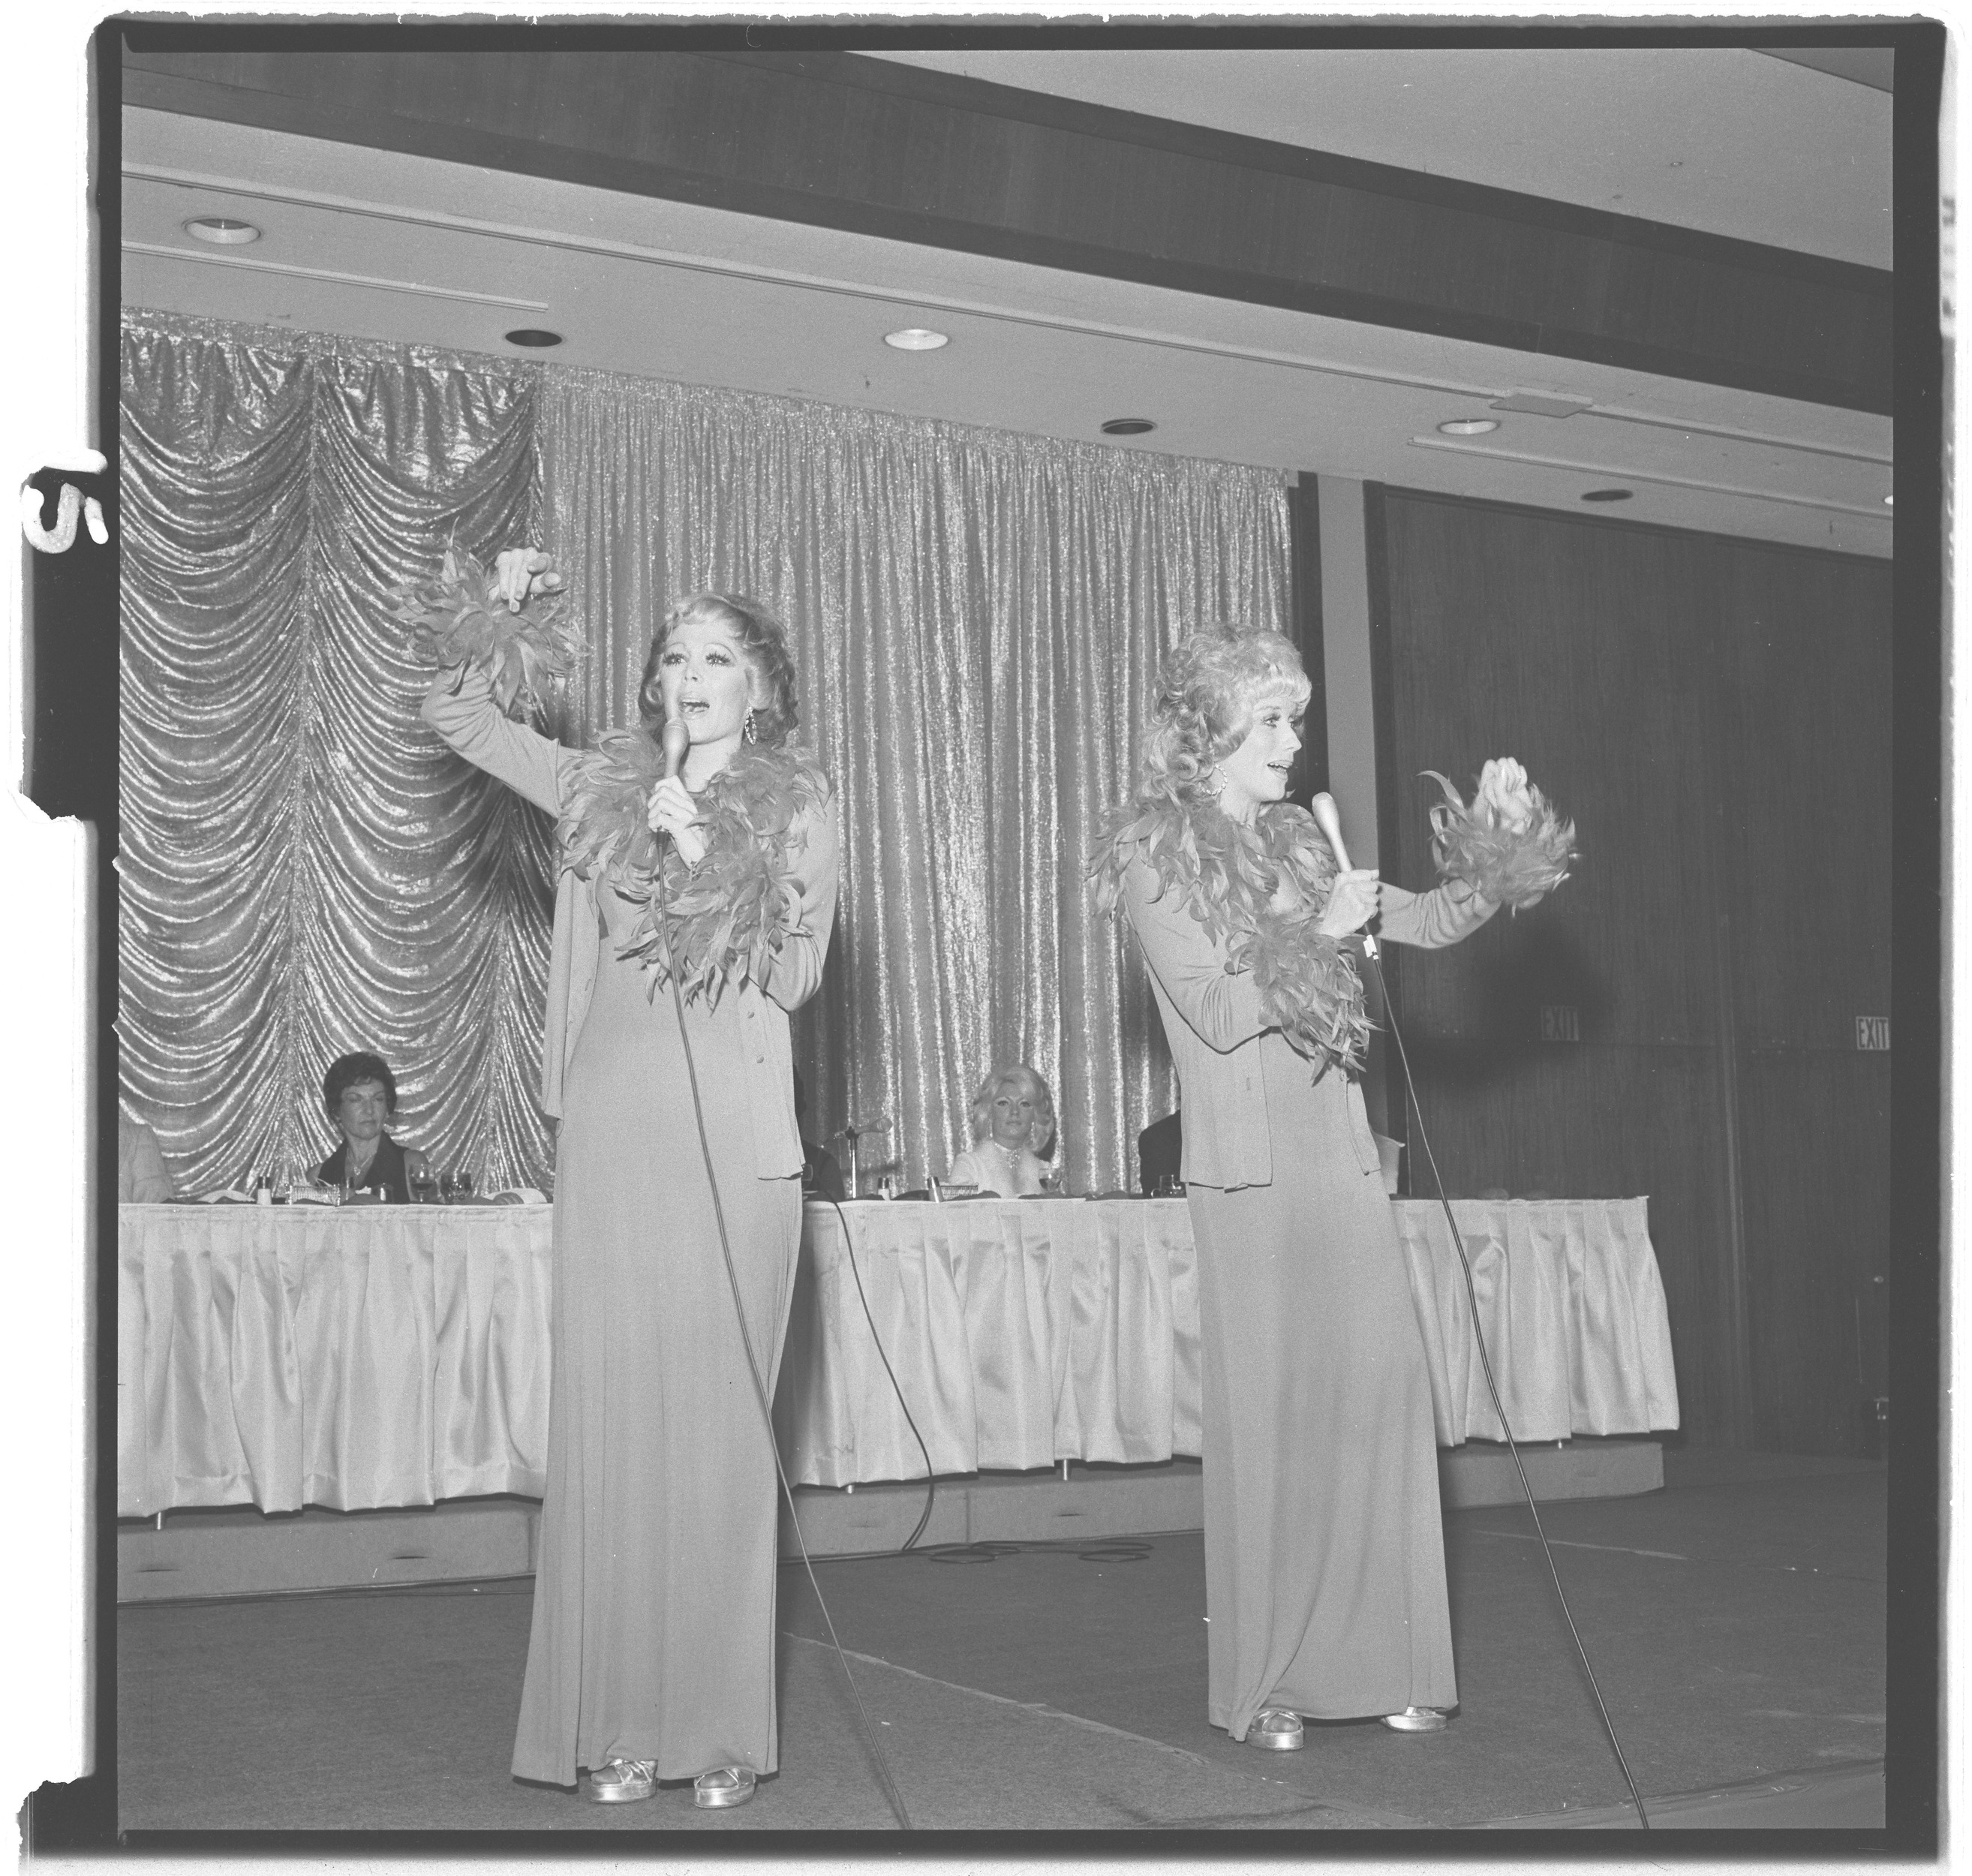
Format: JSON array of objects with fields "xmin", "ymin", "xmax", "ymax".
[{"xmin": 118, "ymin": 1447, "xmax": 1885, "ymax": 1833}]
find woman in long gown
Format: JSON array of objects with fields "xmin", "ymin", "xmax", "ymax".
[
  {"xmin": 1093, "ymin": 623, "xmax": 1568, "ymax": 1751},
  {"xmin": 420, "ymin": 550, "xmax": 839, "ymax": 1809}
]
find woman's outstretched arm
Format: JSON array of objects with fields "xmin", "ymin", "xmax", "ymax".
[
  {"xmin": 1375, "ymin": 879, "xmax": 1499, "ymax": 951},
  {"xmin": 421, "ymin": 660, "xmax": 576, "ymax": 819}
]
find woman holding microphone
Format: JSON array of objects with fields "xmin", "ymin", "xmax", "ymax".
[
  {"xmin": 416, "ymin": 546, "xmax": 837, "ymax": 1810},
  {"xmin": 1093, "ymin": 621, "xmax": 1570, "ymax": 1750}
]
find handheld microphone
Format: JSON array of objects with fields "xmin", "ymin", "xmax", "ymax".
[
  {"xmin": 1310, "ymin": 792, "xmax": 1378, "ymax": 959},
  {"xmin": 661, "ymin": 717, "xmax": 690, "ymax": 781},
  {"xmin": 1309, "ymin": 792, "xmax": 1351, "ymax": 871},
  {"xmin": 652, "ymin": 720, "xmax": 692, "ymax": 852}
]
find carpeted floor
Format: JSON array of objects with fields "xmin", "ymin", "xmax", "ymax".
[{"xmin": 117, "ymin": 1447, "xmax": 1886, "ymax": 1835}]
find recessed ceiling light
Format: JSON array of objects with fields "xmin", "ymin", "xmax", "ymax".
[
  {"xmin": 504, "ymin": 329, "xmax": 563, "ymax": 348},
  {"xmin": 185, "ymin": 216, "xmax": 260, "ymax": 245},
  {"xmin": 1437, "ymin": 418, "xmax": 1499, "ymax": 436},
  {"xmin": 1101, "ymin": 417, "xmax": 1156, "ymax": 436},
  {"xmin": 1580, "ymin": 488, "xmax": 1634, "ymax": 503},
  {"xmin": 884, "ymin": 328, "xmax": 949, "ymax": 350}
]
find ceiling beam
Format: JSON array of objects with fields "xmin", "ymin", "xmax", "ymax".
[{"xmin": 122, "ymin": 38, "xmax": 1892, "ymax": 415}]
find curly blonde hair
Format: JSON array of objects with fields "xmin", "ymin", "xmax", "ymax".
[
  {"xmin": 968, "ymin": 1065, "xmax": 1057, "ymax": 1158},
  {"xmin": 638, "ymin": 593, "xmax": 800, "ymax": 748},
  {"xmin": 1137, "ymin": 625, "xmax": 1311, "ymax": 805}
]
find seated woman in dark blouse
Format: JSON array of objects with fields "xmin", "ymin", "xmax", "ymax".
[{"xmin": 317, "ymin": 1051, "xmax": 428, "ymax": 1201}]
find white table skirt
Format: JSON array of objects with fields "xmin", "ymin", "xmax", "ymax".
[
  {"xmin": 119, "ymin": 1204, "xmax": 553, "ymax": 1518},
  {"xmin": 119, "ymin": 1195, "xmax": 1679, "ymax": 1515}
]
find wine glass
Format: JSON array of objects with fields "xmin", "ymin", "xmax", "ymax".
[
  {"xmin": 455, "ymin": 1169, "xmax": 476, "ymax": 1201},
  {"xmin": 1039, "ymin": 1163, "xmax": 1063, "ymax": 1196},
  {"xmin": 437, "ymin": 1169, "xmax": 458, "ymax": 1203},
  {"xmin": 410, "ymin": 1162, "xmax": 438, "ymax": 1205}
]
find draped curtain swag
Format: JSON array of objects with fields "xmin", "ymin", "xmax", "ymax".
[
  {"xmin": 121, "ymin": 314, "xmax": 552, "ymax": 1195},
  {"xmin": 122, "ymin": 310, "xmax": 1292, "ymax": 1196}
]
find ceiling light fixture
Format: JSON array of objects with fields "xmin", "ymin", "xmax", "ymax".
[
  {"xmin": 1883, "ymin": 495, "xmax": 1894, "ymax": 507},
  {"xmin": 504, "ymin": 329, "xmax": 564, "ymax": 347},
  {"xmin": 1580, "ymin": 489, "xmax": 1634, "ymax": 503},
  {"xmin": 1436, "ymin": 418, "xmax": 1499, "ymax": 436},
  {"xmin": 184, "ymin": 216, "xmax": 260, "ymax": 245},
  {"xmin": 884, "ymin": 328, "xmax": 949, "ymax": 350},
  {"xmin": 1101, "ymin": 417, "xmax": 1156, "ymax": 436}
]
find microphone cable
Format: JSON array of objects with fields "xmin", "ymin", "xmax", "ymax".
[
  {"xmin": 812, "ymin": 1192, "xmax": 941, "ymax": 1558},
  {"xmin": 1361, "ymin": 935, "xmax": 1651, "ymax": 1830},
  {"xmin": 651, "ymin": 853, "xmax": 915, "ymax": 1831}
]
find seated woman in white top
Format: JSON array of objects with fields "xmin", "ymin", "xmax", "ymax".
[{"xmin": 946, "ymin": 1066, "xmax": 1057, "ymax": 1196}]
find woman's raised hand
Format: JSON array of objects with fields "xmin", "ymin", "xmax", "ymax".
[
  {"xmin": 646, "ymin": 775, "xmax": 707, "ymax": 868},
  {"xmin": 1318, "ymin": 867, "xmax": 1381, "ymax": 938},
  {"xmin": 491, "ymin": 547, "xmax": 563, "ymax": 613}
]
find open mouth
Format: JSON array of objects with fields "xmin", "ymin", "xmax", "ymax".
[{"xmin": 681, "ymin": 699, "xmax": 710, "ymax": 717}]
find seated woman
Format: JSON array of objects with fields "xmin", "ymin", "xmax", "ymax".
[
  {"xmin": 317, "ymin": 1051, "xmax": 428, "ymax": 1201},
  {"xmin": 947, "ymin": 1066, "xmax": 1057, "ymax": 1196}
]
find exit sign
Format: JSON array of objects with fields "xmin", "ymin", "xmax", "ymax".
[
  {"xmin": 1856, "ymin": 1017, "xmax": 1890, "ymax": 1051},
  {"xmin": 1541, "ymin": 1006, "xmax": 1580, "ymax": 1042}
]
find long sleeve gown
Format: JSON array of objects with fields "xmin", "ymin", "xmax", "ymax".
[
  {"xmin": 424, "ymin": 665, "xmax": 840, "ymax": 1786},
  {"xmin": 1120, "ymin": 850, "xmax": 1493, "ymax": 1739}
]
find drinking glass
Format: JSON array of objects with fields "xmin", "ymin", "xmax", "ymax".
[
  {"xmin": 455, "ymin": 1170, "xmax": 476, "ymax": 1200},
  {"xmin": 437, "ymin": 1170, "xmax": 458, "ymax": 1203},
  {"xmin": 410, "ymin": 1164, "xmax": 438, "ymax": 1205},
  {"xmin": 876, "ymin": 1173, "xmax": 898, "ymax": 1201}
]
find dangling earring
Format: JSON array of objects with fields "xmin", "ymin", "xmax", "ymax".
[{"xmin": 744, "ymin": 708, "xmax": 759, "ymax": 744}]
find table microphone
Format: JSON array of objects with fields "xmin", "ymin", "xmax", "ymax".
[{"xmin": 1311, "ymin": 792, "xmax": 1378, "ymax": 959}]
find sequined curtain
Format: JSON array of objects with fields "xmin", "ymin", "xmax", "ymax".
[
  {"xmin": 538, "ymin": 370, "xmax": 1291, "ymax": 1193},
  {"xmin": 122, "ymin": 314, "xmax": 1290, "ymax": 1197},
  {"xmin": 119, "ymin": 312, "xmax": 552, "ymax": 1194}
]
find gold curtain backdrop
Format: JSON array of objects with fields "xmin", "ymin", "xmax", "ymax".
[{"xmin": 122, "ymin": 310, "xmax": 1293, "ymax": 1196}]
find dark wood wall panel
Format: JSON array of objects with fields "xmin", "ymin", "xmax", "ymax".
[
  {"xmin": 1713, "ymin": 540, "xmax": 1893, "ymax": 1457},
  {"xmin": 122, "ymin": 41, "xmax": 1893, "ymax": 413},
  {"xmin": 1717, "ymin": 546, "xmax": 1894, "ymax": 1045},
  {"xmin": 1373, "ymin": 487, "xmax": 1892, "ymax": 1454},
  {"xmin": 1378, "ymin": 495, "xmax": 1724, "ymax": 1048},
  {"xmin": 1736, "ymin": 1054, "xmax": 1891, "ymax": 1455}
]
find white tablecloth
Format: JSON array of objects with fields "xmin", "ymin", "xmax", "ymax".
[
  {"xmin": 119, "ymin": 1204, "xmax": 552, "ymax": 1518},
  {"xmin": 771, "ymin": 1198, "xmax": 1203, "ymax": 1484},
  {"xmin": 119, "ymin": 1195, "xmax": 1678, "ymax": 1515}
]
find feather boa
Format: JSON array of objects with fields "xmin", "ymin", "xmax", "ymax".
[
  {"xmin": 1091, "ymin": 793, "xmax": 1373, "ymax": 1072},
  {"xmin": 1423, "ymin": 770, "xmax": 1577, "ymax": 912},
  {"xmin": 561, "ymin": 732, "xmax": 829, "ymax": 1006},
  {"xmin": 388, "ymin": 542, "xmax": 580, "ymax": 717}
]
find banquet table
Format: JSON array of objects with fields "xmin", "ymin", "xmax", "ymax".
[{"xmin": 119, "ymin": 1195, "xmax": 1679, "ymax": 1517}]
